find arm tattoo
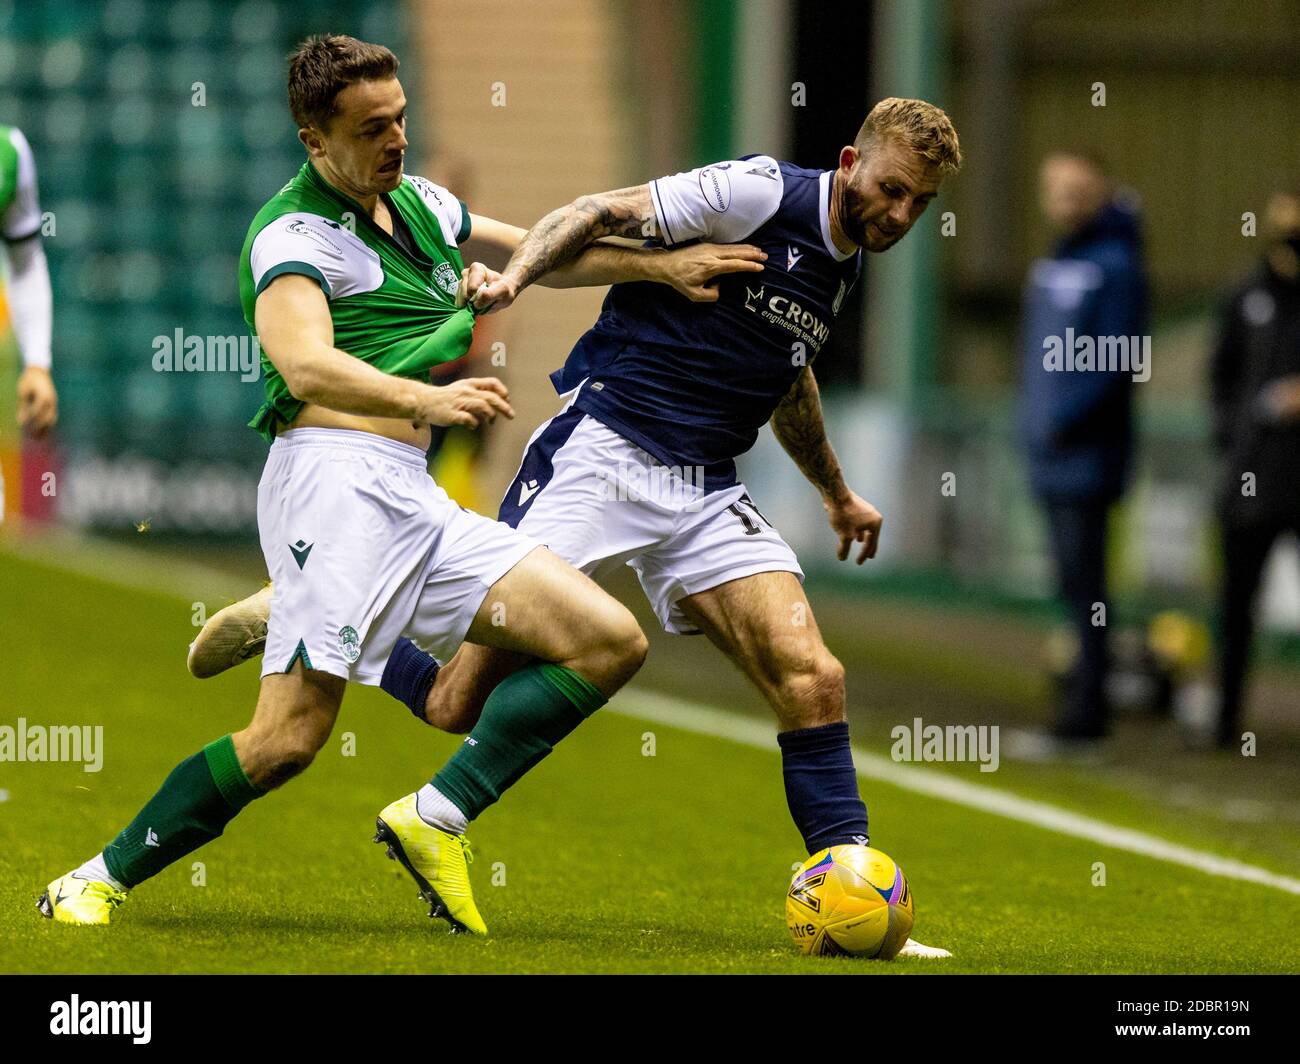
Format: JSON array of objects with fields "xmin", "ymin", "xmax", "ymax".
[
  {"xmin": 771, "ymin": 366, "xmax": 850, "ymax": 503},
  {"xmin": 504, "ymin": 185, "xmax": 654, "ymax": 292}
]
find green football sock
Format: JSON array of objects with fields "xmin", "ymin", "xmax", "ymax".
[
  {"xmin": 430, "ymin": 663, "xmax": 606, "ymax": 822},
  {"xmin": 102, "ymin": 734, "xmax": 264, "ymax": 888}
]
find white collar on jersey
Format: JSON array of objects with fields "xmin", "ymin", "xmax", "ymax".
[{"xmin": 819, "ymin": 170, "xmax": 858, "ymax": 262}]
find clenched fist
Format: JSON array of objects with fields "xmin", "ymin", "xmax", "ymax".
[{"xmin": 417, "ymin": 376, "xmax": 514, "ymax": 429}]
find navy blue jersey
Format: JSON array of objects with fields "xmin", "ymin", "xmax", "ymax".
[{"xmin": 551, "ymin": 156, "xmax": 862, "ymax": 488}]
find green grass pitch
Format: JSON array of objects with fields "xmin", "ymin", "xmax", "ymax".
[{"xmin": 2, "ymin": 546, "xmax": 1298, "ymax": 974}]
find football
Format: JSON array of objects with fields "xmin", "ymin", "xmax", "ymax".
[{"xmin": 785, "ymin": 845, "xmax": 914, "ymax": 959}]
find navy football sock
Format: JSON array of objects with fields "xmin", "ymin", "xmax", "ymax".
[
  {"xmin": 380, "ymin": 639, "xmax": 441, "ymax": 721},
  {"xmin": 777, "ymin": 721, "xmax": 870, "ymax": 854}
]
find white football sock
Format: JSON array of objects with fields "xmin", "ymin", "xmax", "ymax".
[
  {"xmin": 71, "ymin": 852, "xmax": 127, "ymax": 891},
  {"xmin": 415, "ymin": 784, "xmax": 467, "ymax": 834}
]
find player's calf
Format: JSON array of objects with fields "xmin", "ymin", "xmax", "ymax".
[
  {"xmin": 39, "ymin": 668, "xmax": 341, "ymax": 925},
  {"xmin": 420, "ymin": 643, "xmax": 530, "ymax": 733},
  {"xmin": 679, "ymin": 574, "xmax": 868, "ymax": 854}
]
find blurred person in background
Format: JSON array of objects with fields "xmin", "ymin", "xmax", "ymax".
[
  {"xmin": 1208, "ymin": 186, "xmax": 1300, "ymax": 749},
  {"xmin": 425, "ymin": 157, "xmax": 504, "ymax": 513},
  {"xmin": 2, "ymin": 123, "xmax": 57, "ymax": 437},
  {"xmin": 1009, "ymin": 151, "xmax": 1149, "ymax": 758}
]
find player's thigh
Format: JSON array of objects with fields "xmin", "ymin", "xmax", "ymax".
[
  {"xmin": 677, "ymin": 571, "xmax": 842, "ymax": 708},
  {"xmin": 464, "ymin": 545, "xmax": 642, "ymax": 664},
  {"xmin": 234, "ymin": 661, "xmax": 345, "ymax": 787},
  {"xmin": 678, "ymin": 570, "xmax": 827, "ymax": 671}
]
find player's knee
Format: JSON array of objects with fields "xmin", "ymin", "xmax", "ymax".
[
  {"xmin": 238, "ymin": 718, "xmax": 329, "ymax": 790},
  {"xmin": 262, "ymin": 737, "xmax": 320, "ymax": 788},
  {"xmin": 604, "ymin": 608, "xmax": 649, "ymax": 681},
  {"xmin": 777, "ymin": 650, "xmax": 845, "ymax": 727},
  {"xmin": 576, "ymin": 604, "xmax": 647, "ymax": 692}
]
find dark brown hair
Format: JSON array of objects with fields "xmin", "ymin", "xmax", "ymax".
[{"xmin": 287, "ymin": 34, "xmax": 399, "ymax": 130}]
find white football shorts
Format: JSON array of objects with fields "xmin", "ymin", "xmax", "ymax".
[
  {"xmin": 497, "ymin": 401, "xmax": 802, "ymax": 635},
  {"xmin": 257, "ymin": 428, "xmax": 539, "ymax": 683}
]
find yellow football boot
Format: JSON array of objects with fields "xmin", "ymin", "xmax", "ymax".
[
  {"xmin": 187, "ymin": 584, "xmax": 273, "ymax": 678},
  {"xmin": 37, "ymin": 874, "xmax": 128, "ymax": 926},
  {"xmin": 374, "ymin": 793, "xmax": 487, "ymax": 935}
]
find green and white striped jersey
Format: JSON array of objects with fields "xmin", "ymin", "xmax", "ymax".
[
  {"xmin": 0, "ymin": 125, "xmax": 42, "ymax": 243},
  {"xmin": 239, "ymin": 161, "xmax": 477, "ymax": 441}
]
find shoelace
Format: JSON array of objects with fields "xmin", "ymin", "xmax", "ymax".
[
  {"xmin": 436, "ymin": 835, "xmax": 475, "ymax": 898},
  {"xmin": 83, "ymin": 883, "xmax": 127, "ymax": 910}
]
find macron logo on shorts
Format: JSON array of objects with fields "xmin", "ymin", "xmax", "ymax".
[
  {"xmin": 289, "ymin": 539, "xmax": 313, "ymax": 570},
  {"xmin": 518, "ymin": 480, "xmax": 540, "ymax": 506}
]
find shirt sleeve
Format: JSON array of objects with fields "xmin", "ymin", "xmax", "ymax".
[
  {"xmin": 404, "ymin": 175, "xmax": 471, "ymax": 246},
  {"xmin": 649, "ymin": 155, "xmax": 783, "ymax": 246},
  {"xmin": 249, "ymin": 212, "xmax": 383, "ymax": 299},
  {"xmin": 3, "ymin": 127, "xmax": 43, "ymax": 242}
]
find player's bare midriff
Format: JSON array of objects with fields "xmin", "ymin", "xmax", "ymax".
[{"xmin": 279, "ymin": 403, "xmax": 431, "ymax": 449}]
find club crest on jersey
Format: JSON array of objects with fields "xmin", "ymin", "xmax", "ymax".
[
  {"xmin": 432, "ymin": 261, "xmax": 459, "ymax": 297},
  {"xmin": 338, "ymin": 626, "xmax": 361, "ymax": 664}
]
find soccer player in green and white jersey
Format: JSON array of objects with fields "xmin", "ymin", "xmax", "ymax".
[
  {"xmin": 1, "ymin": 124, "xmax": 57, "ymax": 435},
  {"xmin": 38, "ymin": 35, "xmax": 764, "ymax": 933}
]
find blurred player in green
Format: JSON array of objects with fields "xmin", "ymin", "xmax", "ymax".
[
  {"xmin": 38, "ymin": 35, "xmax": 761, "ymax": 932},
  {"xmin": 1, "ymin": 123, "xmax": 57, "ymax": 437}
]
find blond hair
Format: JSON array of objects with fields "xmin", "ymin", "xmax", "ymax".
[{"xmin": 855, "ymin": 98, "xmax": 962, "ymax": 175}]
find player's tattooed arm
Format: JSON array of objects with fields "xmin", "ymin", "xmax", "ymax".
[
  {"xmin": 469, "ymin": 185, "xmax": 655, "ymax": 312},
  {"xmin": 463, "ymin": 213, "xmax": 766, "ymax": 302},
  {"xmin": 771, "ymin": 366, "xmax": 882, "ymax": 563},
  {"xmin": 772, "ymin": 366, "xmax": 850, "ymax": 501}
]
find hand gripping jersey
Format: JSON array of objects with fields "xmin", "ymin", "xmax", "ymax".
[
  {"xmin": 553, "ymin": 155, "xmax": 862, "ymax": 488},
  {"xmin": 239, "ymin": 162, "xmax": 475, "ymax": 441}
]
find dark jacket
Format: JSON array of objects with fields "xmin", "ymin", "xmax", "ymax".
[
  {"xmin": 1019, "ymin": 201, "xmax": 1149, "ymax": 502},
  {"xmin": 1209, "ymin": 257, "xmax": 1300, "ymax": 525}
]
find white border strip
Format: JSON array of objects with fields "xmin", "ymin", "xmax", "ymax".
[{"xmin": 614, "ymin": 690, "xmax": 1300, "ymax": 897}]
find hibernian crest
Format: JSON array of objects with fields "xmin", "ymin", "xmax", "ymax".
[
  {"xmin": 338, "ymin": 625, "xmax": 361, "ymax": 664},
  {"xmin": 433, "ymin": 261, "xmax": 459, "ymax": 297}
]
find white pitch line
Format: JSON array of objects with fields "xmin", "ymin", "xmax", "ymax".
[{"xmin": 612, "ymin": 689, "xmax": 1300, "ymax": 897}]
